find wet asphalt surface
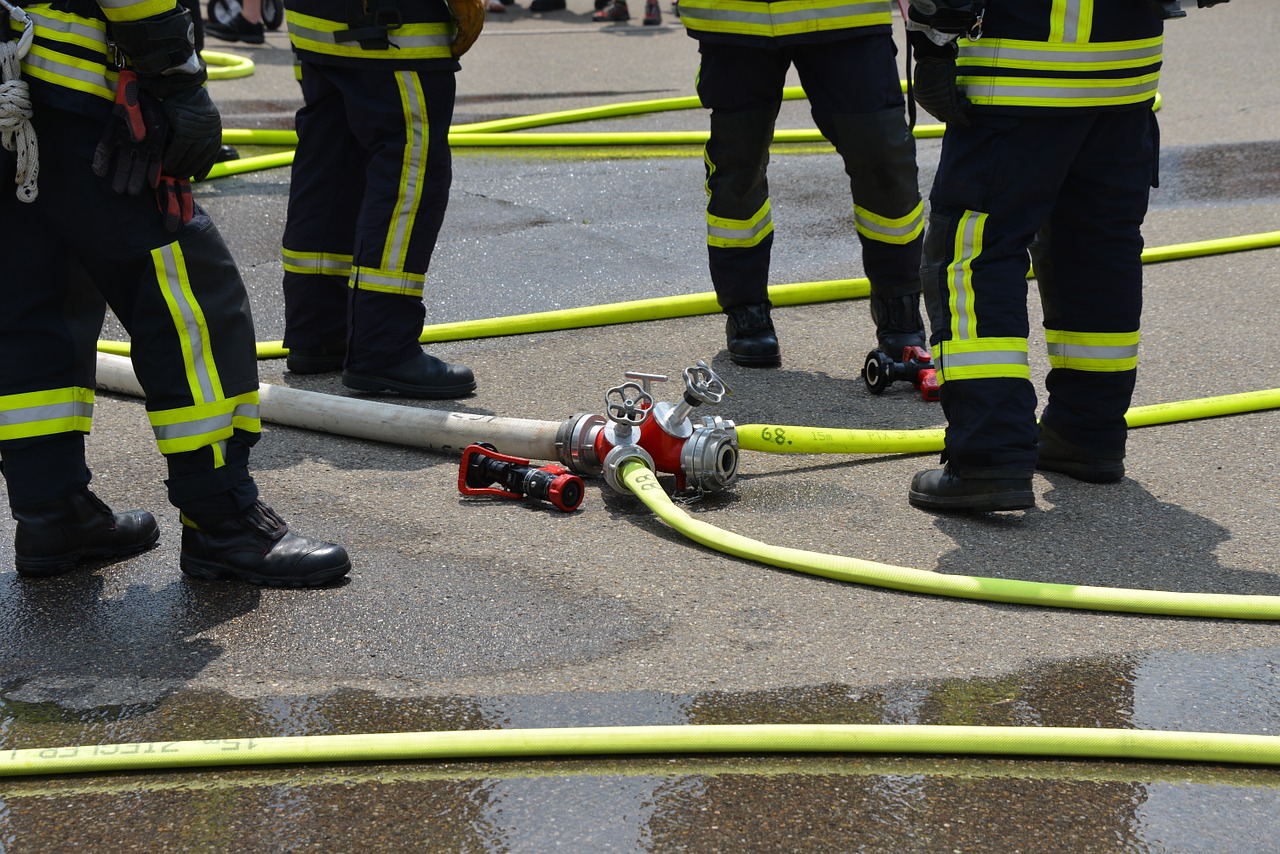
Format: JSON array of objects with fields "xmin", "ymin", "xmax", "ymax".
[{"xmin": 2, "ymin": 5, "xmax": 1279, "ymax": 852}]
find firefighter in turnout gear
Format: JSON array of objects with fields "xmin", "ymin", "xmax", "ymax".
[
  {"xmin": 905, "ymin": 0, "xmax": 1229, "ymax": 513},
  {"xmin": 0, "ymin": 0, "xmax": 351, "ymax": 585},
  {"xmin": 279, "ymin": 0, "xmax": 484, "ymax": 398},
  {"xmin": 679, "ymin": 0, "xmax": 927, "ymax": 368}
]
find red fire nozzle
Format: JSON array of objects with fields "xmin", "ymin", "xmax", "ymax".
[{"xmin": 459, "ymin": 443, "xmax": 585, "ymax": 512}]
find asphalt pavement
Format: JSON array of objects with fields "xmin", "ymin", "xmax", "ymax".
[{"xmin": 1, "ymin": 4, "xmax": 1278, "ymax": 850}]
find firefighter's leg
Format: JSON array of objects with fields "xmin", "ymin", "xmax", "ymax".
[
  {"xmin": 799, "ymin": 36, "xmax": 927, "ymax": 360},
  {"xmin": 24, "ymin": 107, "xmax": 346, "ymax": 585},
  {"xmin": 1031, "ymin": 108, "xmax": 1157, "ymax": 482},
  {"xmin": 89, "ymin": 212, "xmax": 351, "ymax": 586},
  {"xmin": 0, "ymin": 130, "xmax": 159, "ymax": 576},
  {"xmin": 697, "ymin": 41, "xmax": 788, "ymax": 366},
  {"xmin": 310, "ymin": 67, "xmax": 475, "ymax": 398},
  {"xmin": 910, "ymin": 113, "xmax": 1086, "ymax": 511},
  {"xmin": 282, "ymin": 62, "xmax": 364, "ymax": 375}
]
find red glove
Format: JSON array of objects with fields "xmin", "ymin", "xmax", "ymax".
[
  {"xmin": 92, "ymin": 70, "xmax": 164, "ymax": 196},
  {"xmin": 156, "ymin": 175, "xmax": 194, "ymax": 233}
]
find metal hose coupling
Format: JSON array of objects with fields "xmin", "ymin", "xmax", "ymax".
[
  {"xmin": 602, "ymin": 444, "xmax": 656, "ymax": 495},
  {"xmin": 680, "ymin": 414, "xmax": 739, "ymax": 493}
]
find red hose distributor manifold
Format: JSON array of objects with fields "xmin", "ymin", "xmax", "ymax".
[{"xmin": 554, "ymin": 361, "xmax": 739, "ymax": 494}]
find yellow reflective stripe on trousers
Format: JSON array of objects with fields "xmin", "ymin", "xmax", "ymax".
[
  {"xmin": 286, "ymin": 11, "xmax": 454, "ymax": 61},
  {"xmin": 936, "ymin": 337, "xmax": 1030, "ymax": 383},
  {"xmin": 148, "ymin": 392, "xmax": 261, "ymax": 455},
  {"xmin": 349, "ymin": 265, "xmax": 426, "ymax": 297},
  {"xmin": 381, "ymin": 71, "xmax": 428, "ymax": 274},
  {"xmin": 945, "ymin": 210, "xmax": 985, "ymax": 343},
  {"xmin": 707, "ymin": 200, "xmax": 773, "ymax": 249},
  {"xmin": 151, "ymin": 242, "xmax": 238, "ymax": 466},
  {"xmin": 677, "ymin": 0, "xmax": 891, "ymax": 39},
  {"xmin": 282, "ymin": 248, "xmax": 354, "ymax": 278},
  {"xmin": 0, "ymin": 387, "xmax": 94, "ymax": 441},
  {"xmin": 1045, "ymin": 329, "xmax": 1139, "ymax": 372},
  {"xmin": 854, "ymin": 200, "xmax": 924, "ymax": 246}
]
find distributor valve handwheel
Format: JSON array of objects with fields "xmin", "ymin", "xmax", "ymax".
[
  {"xmin": 604, "ymin": 382, "xmax": 652, "ymax": 427},
  {"xmin": 683, "ymin": 360, "xmax": 730, "ymax": 405}
]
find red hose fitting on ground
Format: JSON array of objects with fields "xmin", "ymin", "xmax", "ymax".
[{"xmin": 459, "ymin": 443, "xmax": 585, "ymax": 512}]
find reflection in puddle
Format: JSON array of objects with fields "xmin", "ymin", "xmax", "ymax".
[{"xmin": 3, "ymin": 650, "xmax": 1280, "ymax": 850}]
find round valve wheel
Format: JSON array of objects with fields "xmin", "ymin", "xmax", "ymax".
[
  {"xmin": 683, "ymin": 360, "xmax": 730, "ymax": 405},
  {"xmin": 604, "ymin": 382, "xmax": 652, "ymax": 426}
]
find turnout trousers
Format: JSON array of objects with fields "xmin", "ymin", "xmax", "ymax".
[
  {"xmin": 0, "ymin": 108, "xmax": 262, "ymax": 515},
  {"xmin": 695, "ymin": 35, "xmax": 924, "ymax": 309},
  {"xmin": 282, "ymin": 62, "xmax": 456, "ymax": 372},
  {"xmin": 921, "ymin": 106, "xmax": 1159, "ymax": 478}
]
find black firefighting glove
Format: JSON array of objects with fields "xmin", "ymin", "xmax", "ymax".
[
  {"xmin": 909, "ymin": 33, "xmax": 971, "ymax": 127},
  {"xmin": 107, "ymin": 6, "xmax": 222, "ymax": 181},
  {"xmin": 92, "ymin": 70, "xmax": 165, "ymax": 196},
  {"xmin": 156, "ymin": 84, "xmax": 222, "ymax": 182},
  {"xmin": 93, "ymin": 72, "xmax": 202, "ymax": 232}
]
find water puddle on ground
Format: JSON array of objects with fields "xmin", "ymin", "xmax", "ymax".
[{"xmin": 3, "ymin": 649, "xmax": 1280, "ymax": 851}]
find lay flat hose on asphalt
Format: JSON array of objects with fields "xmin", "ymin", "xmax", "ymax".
[
  {"xmin": 91, "ymin": 230, "xmax": 1280, "ymax": 359},
  {"xmin": 6, "ymin": 723, "xmax": 1280, "ymax": 779},
  {"xmin": 618, "ymin": 460, "xmax": 1280, "ymax": 620},
  {"xmin": 738, "ymin": 387, "xmax": 1280, "ymax": 456}
]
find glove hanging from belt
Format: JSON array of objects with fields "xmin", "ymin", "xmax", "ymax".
[
  {"xmin": 92, "ymin": 6, "xmax": 220, "ymax": 231},
  {"xmin": 903, "ymin": 0, "xmax": 983, "ymax": 128}
]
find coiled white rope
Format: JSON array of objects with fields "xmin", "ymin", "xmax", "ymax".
[{"xmin": 0, "ymin": 1, "xmax": 38, "ymax": 202}]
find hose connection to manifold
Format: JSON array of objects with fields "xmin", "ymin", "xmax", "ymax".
[{"xmin": 555, "ymin": 360, "xmax": 739, "ymax": 494}]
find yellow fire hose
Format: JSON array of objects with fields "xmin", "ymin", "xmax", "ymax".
[
  {"xmin": 92, "ymin": 229, "xmax": 1280, "ymax": 359},
  {"xmin": 738, "ymin": 387, "xmax": 1280, "ymax": 456},
  {"xmin": 618, "ymin": 461, "xmax": 1280, "ymax": 620},
  {"xmin": 50, "ymin": 72, "xmax": 1280, "ymax": 786},
  {"xmin": 6, "ymin": 722, "xmax": 1280, "ymax": 779}
]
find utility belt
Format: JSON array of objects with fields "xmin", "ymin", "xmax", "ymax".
[{"xmin": 334, "ymin": 0, "xmax": 402, "ymax": 50}]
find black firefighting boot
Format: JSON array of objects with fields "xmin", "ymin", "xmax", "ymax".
[
  {"xmin": 1036, "ymin": 423, "xmax": 1126, "ymax": 483},
  {"xmin": 870, "ymin": 291, "xmax": 928, "ymax": 361},
  {"xmin": 286, "ymin": 341, "xmax": 347, "ymax": 375},
  {"xmin": 725, "ymin": 302, "xmax": 782, "ymax": 368},
  {"xmin": 179, "ymin": 499, "xmax": 351, "ymax": 588},
  {"xmin": 908, "ymin": 466, "xmax": 1035, "ymax": 513},
  {"xmin": 343, "ymin": 351, "xmax": 477, "ymax": 399},
  {"xmin": 13, "ymin": 488, "xmax": 160, "ymax": 578}
]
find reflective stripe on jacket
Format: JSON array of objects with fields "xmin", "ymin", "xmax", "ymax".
[
  {"xmin": 7, "ymin": 0, "xmax": 148, "ymax": 114},
  {"xmin": 679, "ymin": 0, "xmax": 892, "ymax": 47},
  {"xmin": 284, "ymin": 0, "xmax": 458, "ymax": 70},
  {"xmin": 957, "ymin": 1, "xmax": 1164, "ymax": 111}
]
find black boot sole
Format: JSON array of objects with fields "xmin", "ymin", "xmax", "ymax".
[
  {"xmin": 908, "ymin": 487, "xmax": 1035, "ymax": 513},
  {"xmin": 728, "ymin": 351, "xmax": 782, "ymax": 368},
  {"xmin": 342, "ymin": 370, "xmax": 477, "ymax": 399},
  {"xmin": 1036, "ymin": 457, "xmax": 1125, "ymax": 483},
  {"xmin": 15, "ymin": 528, "xmax": 161, "ymax": 578},
  {"xmin": 179, "ymin": 555, "xmax": 352, "ymax": 588},
  {"xmin": 286, "ymin": 356, "xmax": 345, "ymax": 375}
]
